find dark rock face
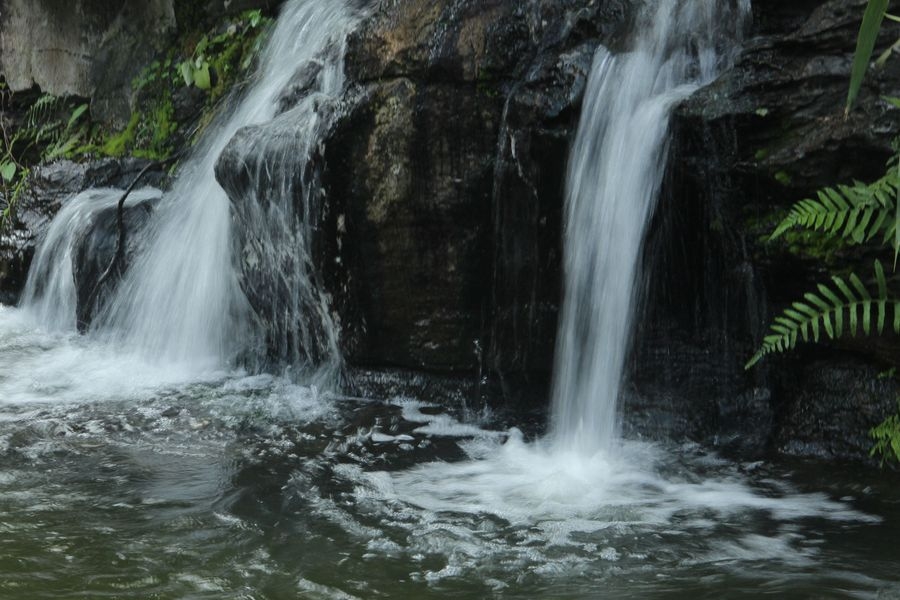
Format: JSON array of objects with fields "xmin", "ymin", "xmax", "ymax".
[
  {"xmin": 73, "ymin": 198, "xmax": 158, "ymax": 328},
  {"xmin": 772, "ymin": 357, "xmax": 899, "ymax": 460},
  {"xmin": 326, "ymin": 78, "xmax": 501, "ymax": 370},
  {"xmin": 0, "ymin": 159, "xmax": 167, "ymax": 306},
  {"xmin": 633, "ymin": 0, "xmax": 900, "ymax": 459},
  {"xmin": 322, "ymin": 0, "xmax": 629, "ymax": 374}
]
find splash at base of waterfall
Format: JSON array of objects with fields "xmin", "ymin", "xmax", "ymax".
[{"xmin": 1, "ymin": 305, "xmax": 897, "ymax": 599}]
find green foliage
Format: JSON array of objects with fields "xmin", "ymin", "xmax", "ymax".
[
  {"xmin": 0, "ymin": 161, "xmax": 16, "ymax": 182},
  {"xmin": 177, "ymin": 9, "xmax": 269, "ymax": 97},
  {"xmin": 870, "ymin": 402, "xmax": 900, "ymax": 464},
  {"xmin": 774, "ymin": 170, "xmax": 792, "ymax": 186},
  {"xmin": 0, "ymin": 88, "xmax": 89, "ymax": 230},
  {"xmin": 101, "ymin": 112, "xmax": 140, "ymax": 157},
  {"xmin": 848, "ymin": 0, "xmax": 890, "ymax": 113},
  {"xmin": 80, "ymin": 8, "xmax": 270, "ymax": 161},
  {"xmin": 750, "ymin": 0, "xmax": 900, "ymax": 462},
  {"xmin": 746, "ymin": 260, "xmax": 900, "ymax": 368},
  {"xmin": 753, "ymin": 1, "xmax": 900, "ymax": 460},
  {"xmin": 770, "ymin": 170, "xmax": 900, "ymax": 248}
]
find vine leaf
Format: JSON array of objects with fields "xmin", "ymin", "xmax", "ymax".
[{"xmin": 0, "ymin": 161, "xmax": 16, "ymax": 182}]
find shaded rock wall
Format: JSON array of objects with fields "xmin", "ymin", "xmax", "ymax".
[
  {"xmin": 0, "ymin": 0, "xmax": 283, "ymax": 125},
  {"xmin": 0, "ymin": 0, "xmax": 176, "ymax": 124},
  {"xmin": 631, "ymin": 0, "xmax": 900, "ymax": 459},
  {"xmin": 321, "ymin": 0, "xmax": 629, "ymax": 377}
]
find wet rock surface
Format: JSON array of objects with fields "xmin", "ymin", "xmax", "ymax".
[
  {"xmin": 772, "ymin": 356, "xmax": 900, "ymax": 461},
  {"xmin": 0, "ymin": 159, "xmax": 167, "ymax": 306},
  {"xmin": 322, "ymin": 0, "xmax": 630, "ymax": 373},
  {"xmin": 72, "ymin": 197, "xmax": 159, "ymax": 328}
]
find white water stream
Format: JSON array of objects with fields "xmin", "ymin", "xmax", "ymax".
[
  {"xmin": 362, "ymin": 0, "xmax": 823, "ymax": 541},
  {"xmin": 551, "ymin": 0, "xmax": 750, "ymax": 455},
  {"xmin": 20, "ymin": 0, "xmax": 357, "ymax": 376}
]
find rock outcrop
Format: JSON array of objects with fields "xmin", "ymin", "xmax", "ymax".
[
  {"xmin": 0, "ymin": 0, "xmax": 176, "ymax": 125},
  {"xmin": 321, "ymin": 0, "xmax": 630, "ymax": 375},
  {"xmin": 0, "ymin": 159, "xmax": 166, "ymax": 306}
]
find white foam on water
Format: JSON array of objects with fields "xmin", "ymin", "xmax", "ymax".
[
  {"xmin": 0, "ymin": 305, "xmax": 210, "ymax": 407},
  {"xmin": 331, "ymin": 404, "xmax": 880, "ymax": 587},
  {"xmin": 374, "ymin": 432, "xmax": 875, "ymax": 528}
]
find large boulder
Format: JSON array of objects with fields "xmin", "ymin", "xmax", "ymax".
[
  {"xmin": 72, "ymin": 195, "xmax": 159, "ymax": 328},
  {"xmin": 0, "ymin": 159, "xmax": 166, "ymax": 306},
  {"xmin": 321, "ymin": 0, "xmax": 629, "ymax": 374}
]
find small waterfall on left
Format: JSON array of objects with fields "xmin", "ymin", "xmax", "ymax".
[
  {"xmin": 18, "ymin": 0, "xmax": 359, "ymax": 377},
  {"xmin": 20, "ymin": 188, "xmax": 161, "ymax": 332}
]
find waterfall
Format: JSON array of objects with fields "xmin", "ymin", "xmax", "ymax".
[
  {"xmin": 215, "ymin": 24, "xmax": 353, "ymax": 384},
  {"xmin": 21, "ymin": 188, "xmax": 161, "ymax": 331},
  {"xmin": 22, "ymin": 0, "xmax": 358, "ymax": 376},
  {"xmin": 551, "ymin": 0, "xmax": 749, "ymax": 455}
]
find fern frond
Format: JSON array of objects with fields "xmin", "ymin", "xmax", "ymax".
[
  {"xmin": 770, "ymin": 171, "xmax": 900, "ymax": 247},
  {"xmin": 25, "ymin": 94, "xmax": 64, "ymax": 129},
  {"xmin": 746, "ymin": 260, "xmax": 900, "ymax": 368}
]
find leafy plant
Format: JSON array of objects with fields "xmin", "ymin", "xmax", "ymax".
[
  {"xmin": 749, "ymin": 164, "xmax": 900, "ymax": 462},
  {"xmin": 746, "ymin": 260, "xmax": 900, "ymax": 368},
  {"xmin": 870, "ymin": 402, "xmax": 900, "ymax": 464},
  {"xmin": 847, "ymin": 0, "xmax": 891, "ymax": 113},
  {"xmin": 769, "ymin": 170, "xmax": 900, "ymax": 246},
  {"xmin": 749, "ymin": 1, "xmax": 900, "ymax": 464},
  {"xmin": 177, "ymin": 9, "xmax": 268, "ymax": 94}
]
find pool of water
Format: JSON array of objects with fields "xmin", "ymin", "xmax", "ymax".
[{"xmin": 2, "ymin": 305, "xmax": 900, "ymax": 599}]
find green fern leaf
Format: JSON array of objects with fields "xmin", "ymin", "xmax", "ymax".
[
  {"xmin": 746, "ymin": 260, "xmax": 897, "ymax": 369},
  {"xmin": 770, "ymin": 172, "xmax": 900, "ymax": 245}
]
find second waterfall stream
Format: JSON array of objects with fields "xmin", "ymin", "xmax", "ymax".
[
  {"xmin": 551, "ymin": 0, "xmax": 750, "ymax": 455},
  {"xmin": 374, "ymin": 0, "xmax": 763, "ymax": 517}
]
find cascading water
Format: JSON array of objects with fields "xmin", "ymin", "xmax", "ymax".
[
  {"xmin": 21, "ymin": 188, "xmax": 161, "ymax": 331},
  {"xmin": 551, "ymin": 0, "xmax": 749, "ymax": 455},
  {"xmin": 215, "ymin": 33, "xmax": 352, "ymax": 385},
  {"xmin": 21, "ymin": 0, "xmax": 358, "ymax": 376},
  {"xmin": 364, "ymin": 0, "xmax": 770, "ymax": 529},
  {"xmin": 3, "ymin": 2, "xmax": 897, "ymax": 596}
]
